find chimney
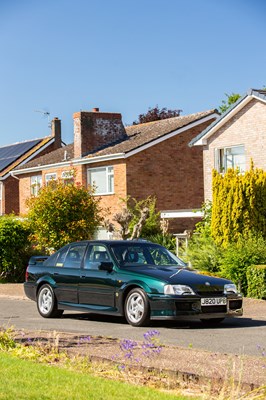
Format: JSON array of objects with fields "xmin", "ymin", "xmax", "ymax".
[
  {"xmin": 73, "ymin": 108, "xmax": 127, "ymax": 158},
  {"xmin": 51, "ymin": 117, "xmax": 62, "ymax": 149}
]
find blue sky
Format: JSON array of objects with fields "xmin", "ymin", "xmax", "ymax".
[{"xmin": 0, "ymin": 0, "xmax": 265, "ymax": 146}]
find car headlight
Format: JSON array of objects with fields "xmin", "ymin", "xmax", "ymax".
[
  {"xmin": 164, "ymin": 284, "xmax": 195, "ymax": 295},
  {"xmin": 224, "ymin": 283, "xmax": 238, "ymax": 294}
]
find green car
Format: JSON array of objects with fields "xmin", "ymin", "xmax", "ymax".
[{"xmin": 24, "ymin": 240, "xmax": 243, "ymax": 327}]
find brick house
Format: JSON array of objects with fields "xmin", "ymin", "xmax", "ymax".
[
  {"xmin": 190, "ymin": 89, "xmax": 266, "ymax": 201},
  {"xmin": 0, "ymin": 118, "xmax": 62, "ymax": 215},
  {"xmin": 12, "ymin": 108, "xmax": 218, "ymax": 234}
]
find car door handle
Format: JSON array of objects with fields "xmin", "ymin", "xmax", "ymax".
[
  {"xmin": 54, "ymin": 272, "xmax": 60, "ymax": 276},
  {"xmin": 80, "ymin": 275, "xmax": 86, "ymax": 278}
]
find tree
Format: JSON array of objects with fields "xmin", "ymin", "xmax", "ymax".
[
  {"xmin": 26, "ymin": 180, "xmax": 102, "ymax": 251},
  {"xmin": 211, "ymin": 165, "xmax": 266, "ymax": 247},
  {"xmin": 105, "ymin": 196, "xmax": 161, "ymax": 240},
  {"xmin": 133, "ymin": 105, "xmax": 182, "ymax": 125},
  {"xmin": 219, "ymin": 92, "xmax": 241, "ymax": 114}
]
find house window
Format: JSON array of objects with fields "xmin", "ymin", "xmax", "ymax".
[
  {"xmin": 30, "ymin": 175, "xmax": 42, "ymax": 196},
  {"xmin": 215, "ymin": 145, "xmax": 245, "ymax": 173},
  {"xmin": 45, "ymin": 173, "xmax": 57, "ymax": 185},
  {"xmin": 88, "ymin": 166, "xmax": 114, "ymax": 195},
  {"xmin": 61, "ymin": 170, "xmax": 74, "ymax": 185}
]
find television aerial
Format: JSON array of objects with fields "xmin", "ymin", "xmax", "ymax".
[{"xmin": 34, "ymin": 109, "xmax": 51, "ymax": 128}]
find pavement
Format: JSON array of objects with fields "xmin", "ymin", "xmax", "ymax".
[{"xmin": 0, "ymin": 283, "xmax": 26, "ymax": 299}]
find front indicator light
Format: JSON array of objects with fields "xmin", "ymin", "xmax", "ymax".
[{"xmin": 164, "ymin": 284, "xmax": 195, "ymax": 295}]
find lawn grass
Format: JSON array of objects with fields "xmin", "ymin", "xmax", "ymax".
[{"xmin": 0, "ymin": 352, "xmax": 196, "ymax": 400}]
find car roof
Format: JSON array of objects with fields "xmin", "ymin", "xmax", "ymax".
[{"xmin": 69, "ymin": 239, "xmax": 155, "ymax": 246}]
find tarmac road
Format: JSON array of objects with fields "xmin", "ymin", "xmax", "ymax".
[{"xmin": 0, "ymin": 292, "xmax": 265, "ymax": 357}]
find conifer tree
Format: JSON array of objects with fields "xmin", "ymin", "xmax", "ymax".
[{"xmin": 211, "ymin": 166, "xmax": 266, "ymax": 246}]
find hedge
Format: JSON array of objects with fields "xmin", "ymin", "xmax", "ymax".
[{"xmin": 246, "ymin": 265, "xmax": 266, "ymax": 299}]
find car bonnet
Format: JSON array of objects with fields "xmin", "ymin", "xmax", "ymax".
[{"xmin": 123, "ymin": 265, "xmax": 230, "ymax": 289}]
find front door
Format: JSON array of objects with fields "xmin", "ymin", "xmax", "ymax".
[{"xmin": 78, "ymin": 244, "xmax": 117, "ymax": 310}]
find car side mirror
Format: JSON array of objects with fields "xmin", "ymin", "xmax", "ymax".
[{"xmin": 99, "ymin": 261, "xmax": 113, "ymax": 272}]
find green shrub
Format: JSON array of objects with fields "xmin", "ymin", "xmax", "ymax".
[
  {"xmin": 0, "ymin": 215, "xmax": 33, "ymax": 282},
  {"xmin": 247, "ymin": 265, "xmax": 266, "ymax": 299},
  {"xmin": 219, "ymin": 234, "xmax": 266, "ymax": 295},
  {"xmin": 26, "ymin": 179, "xmax": 102, "ymax": 251},
  {"xmin": 185, "ymin": 234, "xmax": 223, "ymax": 273},
  {"xmin": 146, "ymin": 233, "xmax": 176, "ymax": 253}
]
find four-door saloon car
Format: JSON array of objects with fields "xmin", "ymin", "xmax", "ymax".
[{"xmin": 24, "ymin": 240, "xmax": 243, "ymax": 327}]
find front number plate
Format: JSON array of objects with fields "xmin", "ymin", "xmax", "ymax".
[{"xmin": 201, "ymin": 297, "xmax": 227, "ymax": 306}]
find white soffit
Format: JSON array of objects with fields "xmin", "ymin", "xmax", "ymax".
[{"xmin": 161, "ymin": 210, "xmax": 203, "ymax": 219}]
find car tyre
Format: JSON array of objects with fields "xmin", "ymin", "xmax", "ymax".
[
  {"xmin": 37, "ymin": 284, "xmax": 63, "ymax": 318},
  {"xmin": 124, "ymin": 288, "xmax": 150, "ymax": 327}
]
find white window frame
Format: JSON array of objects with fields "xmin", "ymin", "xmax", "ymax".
[
  {"xmin": 215, "ymin": 145, "xmax": 246, "ymax": 173},
  {"xmin": 45, "ymin": 173, "xmax": 57, "ymax": 184},
  {"xmin": 88, "ymin": 166, "xmax": 114, "ymax": 195},
  {"xmin": 30, "ymin": 175, "xmax": 42, "ymax": 196}
]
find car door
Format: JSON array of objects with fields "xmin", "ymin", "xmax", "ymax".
[
  {"xmin": 52, "ymin": 243, "xmax": 87, "ymax": 304},
  {"xmin": 78, "ymin": 244, "xmax": 117, "ymax": 310}
]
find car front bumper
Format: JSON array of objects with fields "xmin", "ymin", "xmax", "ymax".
[{"xmin": 148, "ymin": 294, "xmax": 243, "ymax": 320}]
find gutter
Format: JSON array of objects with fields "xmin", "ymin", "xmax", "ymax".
[
  {"xmin": 12, "ymin": 152, "xmax": 126, "ymax": 176},
  {"xmin": 10, "ymin": 172, "xmax": 20, "ymax": 180}
]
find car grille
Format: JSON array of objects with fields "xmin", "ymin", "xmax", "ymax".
[
  {"xmin": 201, "ymin": 305, "xmax": 227, "ymax": 313},
  {"xmin": 197, "ymin": 290, "xmax": 224, "ymax": 296},
  {"xmin": 175, "ymin": 302, "xmax": 193, "ymax": 311}
]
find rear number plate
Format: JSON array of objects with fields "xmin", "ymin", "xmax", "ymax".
[{"xmin": 201, "ymin": 297, "xmax": 227, "ymax": 306}]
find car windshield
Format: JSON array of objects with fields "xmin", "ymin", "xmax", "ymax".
[{"xmin": 110, "ymin": 243, "xmax": 187, "ymax": 268}]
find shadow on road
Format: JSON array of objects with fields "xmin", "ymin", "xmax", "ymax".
[{"xmin": 61, "ymin": 312, "xmax": 266, "ymax": 330}]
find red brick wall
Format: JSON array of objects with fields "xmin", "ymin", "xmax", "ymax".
[
  {"xmin": 19, "ymin": 164, "xmax": 82, "ymax": 215},
  {"xmin": 3, "ymin": 176, "xmax": 20, "ymax": 214},
  {"xmin": 3, "ymin": 133, "xmax": 63, "ymax": 216},
  {"xmin": 203, "ymin": 99, "xmax": 266, "ymax": 201},
  {"xmin": 18, "ymin": 161, "xmax": 128, "ymax": 219},
  {"xmin": 125, "ymin": 120, "xmax": 215, "ymax": 231}
]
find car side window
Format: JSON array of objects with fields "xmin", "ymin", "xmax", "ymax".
[
  {"xmin": 111, "ymin": 245, "xmax": 148, "ymax": 266},
  {"xmin": 55, "ymin": 247, "xmax": 69, "ymax": 267},
  {"xmin": 63, "ymin": 244, "xmax": 87, "ymax": 269},
  {"xmin": 84, "ymin": 245, "xmax": 111, "ymax": 270}
]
